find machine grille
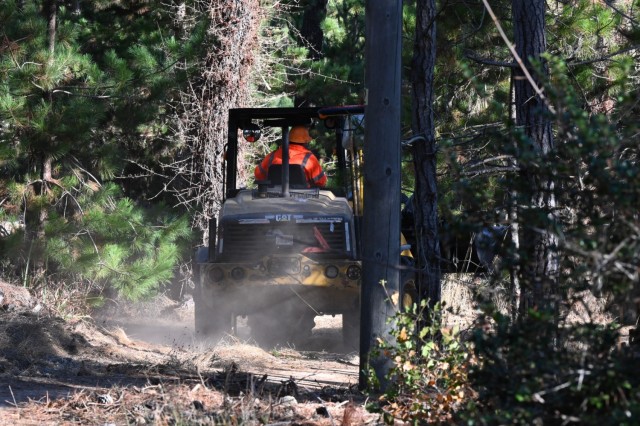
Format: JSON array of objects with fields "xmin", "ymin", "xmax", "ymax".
[{"xmin": 219, "ymin": 221, "xmax": 349, "ymax": 260}]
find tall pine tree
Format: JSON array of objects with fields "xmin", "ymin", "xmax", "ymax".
[{"xmin": 0, "ymin": 0, "xmax": 192, "ymax": 298}]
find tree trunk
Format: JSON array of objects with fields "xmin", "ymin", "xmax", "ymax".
[
  {"xmin": 46, "ymin": 0, "xmax": 56, "ymax": 54},
  {"xmin": 34, "ymin": 0, "xmax": 58, "ymax": 281},
  {"xmin": 300, "ymin": 0, "xmax": 328, "ymax": 60},
  {"xmin": 295, "ymin": 0, "xmax": 328, "ymax": 106},
  {"xmin": 176, "ymin": 0, "xmax": 260, "ymax": 244},
  {"xmin": 508, "ymin": 71, "xmax": 521, "ymax": 321},
  {"xmin": 512, "ymin": 0, "xmax": 558, "ymax": 313},
  {"xmin": 411, "ymin": 0, "xmax": 441, "ymax": 307}
]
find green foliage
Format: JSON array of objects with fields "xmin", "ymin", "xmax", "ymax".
[
  {"xmin": 549, "ymin": 57, "xmax": 639, "ymax": 298},
  {"xmin": 0, "ymin": 0, "xmax": 203, "ymax": 299},
  {"xmin": 284, "ymin": 0, "xmax": 365, "ymax": 106},
  {"xmin": 448, "ymin": 52, "xmax": 640, "ymax": 426},
  {"xmin": 2, "ymin": 181, "xmax": 192, "ymax": 299},
  {"xmin": 371, "ymin": 302, "xmax": 472, "ymax": 424},
  {"xmin": 459, "ymin": 313, "xmax": 640, "ymax": 425},
  {"xmin": 373, "ymin": 2, "xmax": 640, "ymax": 423}
]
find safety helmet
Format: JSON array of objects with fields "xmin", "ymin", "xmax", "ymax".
[{"xmin": 289, "ymin": 126, "xmax": 312, "ymax": 143}]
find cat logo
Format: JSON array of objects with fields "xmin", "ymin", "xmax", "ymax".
[{"xmin": 275, "ymin": 214, "xmax": 291, "ymax": 222}]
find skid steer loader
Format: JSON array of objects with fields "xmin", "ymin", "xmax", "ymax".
[{"xmin": 193, "ymin": 106, "xmax": 366, "ymax": 347}]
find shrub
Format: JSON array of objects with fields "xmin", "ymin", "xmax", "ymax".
[{"xmin": 372, "ymin": 301, "xmax": 474, "ymax": 424}]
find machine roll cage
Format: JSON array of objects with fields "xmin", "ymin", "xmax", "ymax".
[{"xmin": 224, "ymin": 106, "xmax": 364, "ymax": 200}]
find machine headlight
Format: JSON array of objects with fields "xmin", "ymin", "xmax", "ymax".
[
  {"xmin": 208, "ymin": 267, "xmax": 224, "ymax": 283},
  {"xmin": 324, "ymin": 265, "xmax": 339, "ymax": 279},
  {"xmin": 346, "ymin": 265, "xmax": 361, "ymax": 280},
  {"xmin": 302, "ymin": 265, "xmax": 311, "ymax": 277},
  {"xmin": 230, "ymin": 267, "xmax": 245, "ymax": 281}
]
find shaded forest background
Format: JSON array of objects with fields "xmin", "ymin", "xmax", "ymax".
[{"xmin": 1, "ymin": 0, "xmax": 639, "ymax": 423}]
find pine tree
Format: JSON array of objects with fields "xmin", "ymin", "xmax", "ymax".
[
  {"xmin": 410, "ymin": 0, "xmax": 441, "ymax": 306},
  {"xmin": 169, "ymin": 0, "xmax": 261, "ymax": 242},
  {"xmin": 288, "ymin": 0, "xmax": 366, "ymax": 106},
  {"xmin": 0, "ymin": 0, "xmax": 192, "ymax": 299},
  {"xmin": 511, "ymin": 0, "xmax": 557, "ymax": 313}
]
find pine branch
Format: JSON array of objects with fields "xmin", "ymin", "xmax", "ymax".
[
  {"xmin": 481, "ymin": 0, "xmax": 556, "ymax": 114},
  {"xmin": 465, "ymin": 51, "xmax": 515, "ymax": 68},
  {"xmin": 567, "ymin": 45, "xmax": 640, "ymax": 67},
  {"xmin": 461, "ymin": 165, "xmax": 519, "ymax": 178},
  {"xmin": 466, "ymin": 44, "xmax": 639, "ymax": 70},
  {"xmin": 601, "ymin": 1, "xmax": 639, "ymax": 26},
  {"xmin": 464, "ymin": 155, "xmax": 516, "ymax": 169},
  {"xmin": 52, "ymin": 89, "xmax": 113, "ymax": 99}
]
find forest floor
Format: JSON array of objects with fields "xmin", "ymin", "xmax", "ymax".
[
  {"xmin": 0, "ymin": 279, "xmax": 377, "ymax": 425},
  {"xmin": 1, "ymin": 276, "xmax": 624, "ymax": 425}
]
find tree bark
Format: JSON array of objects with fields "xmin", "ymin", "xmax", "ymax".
[
  {"xmin": 300, "ymin": 0, "xmax": 328, "ymax": 60},
  {"xmin": 411, "ymin": 0, "xmax": 441, "ymax": 306},
  {"xmin": 46, "ymin": 0, "xmax": 56, "ymax": 55},
  {"xmin": 508, "ymin": 72, "xmax": 521, "ymax": 321},
  {"xmin": 33, "ymin": 0, "xmax": 58, "ymax": 279},
  {"xmin": 42, "ymin": 0, "xmax": 57, "ymax": 226},
  {"xmin": 295, "ymin": 0, "xmax": 328, "ymax": 106},
  {"xmin": 175, "ymin": 0, "xmax": 260, "ymax": 244},
  {"xmin": 512, "ymin": 0, "xmax": 558, "ymax": 313}
]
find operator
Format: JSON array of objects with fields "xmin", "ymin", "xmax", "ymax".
[{"xmin": 254, "ymin": 125, "xmax": 327, "ymax": 187}]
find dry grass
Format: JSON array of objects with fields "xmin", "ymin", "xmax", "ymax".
[
  {"xmin": 0, "ymin": 373, "xmax": 374, "ymax": 425},
  {"xmin": 0, "ymin": 279, "xmax": 370, "ymax": 424},
  {"xmin": 562, "ymin": 289, "xmax": 614, "ymax": 326},
  {"xmin": 442, "ymin": 273, "xmax": 619, "ymax": 327},
  {"xmin": 441, "ymin": 274, "xmax": 477, "ymax": 331},
  {"xmin": 2, "ymin": 276, "xmax": 632, "ymax": 425}
]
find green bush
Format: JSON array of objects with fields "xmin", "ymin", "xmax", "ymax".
[
  {"xmin": 454, "ymin": 57, "xmax": 640, "ymax": 425},
  {"xmin": 459, "ymin": 312, "xmax": 640, "ymax": 425},
  {"xmin": 372, "ymin": 302, "xmax": 473, "ymax": 424},
  {"xmin": 375, "ymin": 55, "xmax": 640, "ymax": 424}
]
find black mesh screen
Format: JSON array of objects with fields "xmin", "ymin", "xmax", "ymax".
[{"xmin": 219, "ymin": 221, "xmax": 349, "ymax": 260}]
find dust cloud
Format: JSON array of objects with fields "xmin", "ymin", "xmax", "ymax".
[{"xmin": 96, "ymin": 292, "xmax": 356, "ymax": 354}]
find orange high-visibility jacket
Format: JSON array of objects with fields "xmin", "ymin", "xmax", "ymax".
[{"xmin": 254, "ymin": 143, "xmax": 327, "ymax": 187}]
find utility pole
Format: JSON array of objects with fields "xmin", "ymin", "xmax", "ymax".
[{"xmin": 359, "ymin": 0, "xmax": 403, "ymax": 390}]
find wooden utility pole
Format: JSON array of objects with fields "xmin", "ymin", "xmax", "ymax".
[{"xmin": 359, "ymin": 0, "xmax": 403, "ymax": 390}]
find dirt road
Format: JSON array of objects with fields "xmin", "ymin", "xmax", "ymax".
[{"xmin": 0, "ymin": 282, "xmax": 371, "ymax": 424}]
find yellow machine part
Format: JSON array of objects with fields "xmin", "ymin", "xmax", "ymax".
[
  {"xmin": 401, "ymin": 233, "xmax": 413, "ymax": 258},
  {"xmin": 202, "ymin": 259, "xmax": 361, "ymax": 290}
]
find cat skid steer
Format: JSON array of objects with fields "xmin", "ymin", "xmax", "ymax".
[{"xmin": 193, "ymin": 106, "xmax": 366, "ymax": 347}]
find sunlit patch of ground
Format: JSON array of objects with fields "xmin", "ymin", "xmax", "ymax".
[
  {"xmin": 0, "ymin": 280, "xmax": 369, "ymax": 424},
  {"xmin": 2, "ymin": 276, "xmax": 630, "ymax": 424}
]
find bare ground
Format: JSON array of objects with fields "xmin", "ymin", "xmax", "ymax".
[
  {"xmin": 0, "ymin": 280, "xmax": 373, "ymax": 425},
  {"xmin": 1, "ymin": 276, "xmax": 628, "ymax": 425}
]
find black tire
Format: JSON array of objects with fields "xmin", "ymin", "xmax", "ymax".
[
  {"xmin": 248, "ymin": 307, "xmax": 315, "ymax": 348},
  {"xmin": 193, "ymin": 292, "xmax": 232, "ymax": 338},
  {"xmin": 194, "ymin": 293, "xmax": 232, "ymax": 338},
  {"xmin": 342, "ymin": 308, "xmax": 360, "ymax": 349},
  {"xmin": 193, "ymin": 271, "xmax": 232, "ymax": 338},
  {"xmin": 293, "ymin": 309, "xmax": 316, "ymax": 344}
]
